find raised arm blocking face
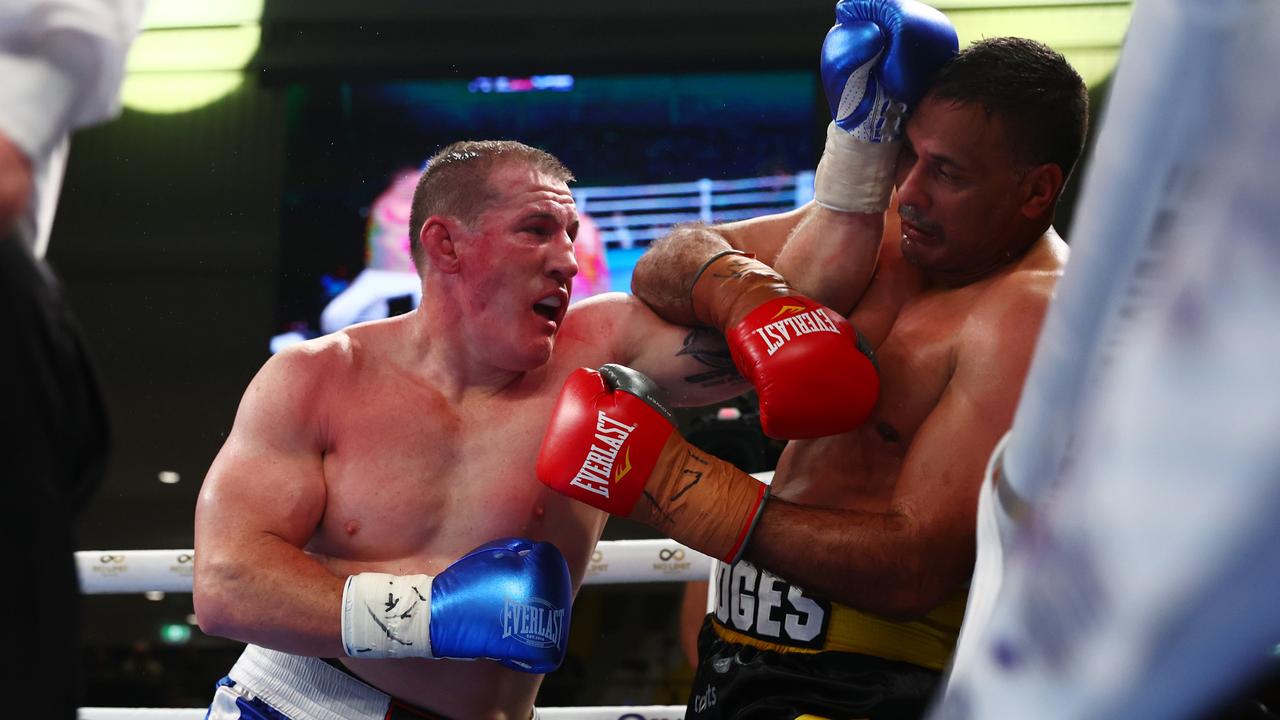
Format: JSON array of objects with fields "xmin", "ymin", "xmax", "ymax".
[{"xmin": 632, "ymin": 201, "xmax": 888, "ymax": 324}]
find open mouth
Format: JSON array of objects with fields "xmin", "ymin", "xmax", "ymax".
[{"xmin": 533, "ymin": 294, "xmax": 564, "ymax": 323}]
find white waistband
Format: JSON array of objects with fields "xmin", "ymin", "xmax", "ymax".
[{"xmin": 228, "ymin": 645, "xmax": 391, "ymax": 720}]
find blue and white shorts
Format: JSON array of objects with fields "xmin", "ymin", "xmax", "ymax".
[{"xmin": 205, "ymin": 644, "xmax": 531, "ymax": 720}]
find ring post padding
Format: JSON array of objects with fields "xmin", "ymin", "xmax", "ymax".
[
  {"xmin": 77, "ymin": 550, "xmax": 196, "ymax": 594},
  {"xmin": 581, "ymin": 539, "xmax": 713, "ymax": 586}
]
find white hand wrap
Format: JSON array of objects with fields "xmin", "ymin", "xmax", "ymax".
[
  {"xmin": 340, "ymin": 572, "xmax": 435, "ymax": 659},
  {"xmin": 813, "ymin": 121, "xmax": 901, "ymax": 213}
]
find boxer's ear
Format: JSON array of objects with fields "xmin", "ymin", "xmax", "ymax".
[
  {"xmin": 420, "ymin": 216, "xmax": 460, "ymax": 274},
  {"xmin": 1018, "ymin": 162, "xmax": 1064, "ymax": 220}
]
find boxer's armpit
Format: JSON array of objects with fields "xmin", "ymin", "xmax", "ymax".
[{"xmin": 875, "ymin": 421, "xmax": 903, "ymax": 444}]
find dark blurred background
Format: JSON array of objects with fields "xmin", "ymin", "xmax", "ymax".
[{"xmin": 52, "ymin": 0, "xmax": 1132, "ymax": 709}]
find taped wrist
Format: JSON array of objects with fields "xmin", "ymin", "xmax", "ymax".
[
  {"xmin": 628, "ymin": 435, "xmax": 771, "ymax": 563},
  {"xmin": 814, "ymin": 121, "xmax": 900, "ymax": 213},
  {"xmin": 341, "ymin": 572, "xmax": 435, "ymax": 659},
  {"xmin": 690, "ymin": 252, "xmax": 793, "ymax": 330}
]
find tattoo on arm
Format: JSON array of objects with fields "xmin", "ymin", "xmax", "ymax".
[{"xmin": 677, "ymin": 327, "xmax": 744, "ymax": 388}]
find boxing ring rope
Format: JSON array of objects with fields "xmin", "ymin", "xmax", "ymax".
[
  {"xmin": 76, "ymin": 539, "xmax": 714, "ymax": 595},
  {"xmin": 76, "ymin": 538, "xmax": 722, "ymax": 720}
]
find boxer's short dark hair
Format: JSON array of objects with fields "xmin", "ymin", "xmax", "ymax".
[
  {"xmin": 926, "ymin": 37, "xmax": 1089, "ymax": 182},
  {"xmin": 408, "ymin": 140, "xmax": 574, "ymax": 270}
]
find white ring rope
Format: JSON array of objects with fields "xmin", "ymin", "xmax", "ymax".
[{"xmin": 76, "ymin": 539, "xmax": 714, "ymax": 594}]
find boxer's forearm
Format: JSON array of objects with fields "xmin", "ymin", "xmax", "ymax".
[
  {"xmin": 194, "ymin": 535, "xmax": 347, "ymax": 657},
  {"xmin": 744, "ymin": 497, "xmax": 968, "ymax": 620},
  {"xmin": 631, "ymin": 205, "xmax": 883, "ymax": 325},
  {"xmin": 771, "ymin": 207, "xmax": 883, "ymax": 318},
  {"xmin": 630, "ymin": 224, "xmax": 731, "ymax": 327}
]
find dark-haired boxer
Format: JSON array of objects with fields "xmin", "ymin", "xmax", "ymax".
[
  {"xmin": 194, "ymin": 136, "xmax": 883, "ymax": 719},
  {"xmin": 539, "ymin": 19, "xmax": 1088, "ymax": 720}
]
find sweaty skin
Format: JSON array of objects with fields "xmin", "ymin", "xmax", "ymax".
[
  {"xmin": 194, "ymin": 162, "xmax": 763, "ymax": 719},
  {"xmin": 756, "ymin": 222, "xmax": 1064, "ymax": 616},
  {"xmin": 668, "ymin": 94, "xmax": 1070, "ymax": 623}
]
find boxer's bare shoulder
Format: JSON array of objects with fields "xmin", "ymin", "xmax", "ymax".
[
  {"xmin": 243, "ymin": 321, "xmax": 391, "ymax": 425},
  {"xmin": 550, "ymin": 291, "xmax": 634, "ymax": 362},
  {"xmin": 556, "ymin": 291, "xmax": 688, "ymax": 361},
  {"xmin": 775, "ymin": 232, "xmax": 1065, "ymax": 512},
  {"xmin": 957, "ymin": 231, "xmax": 1067, "ymax": 363}
]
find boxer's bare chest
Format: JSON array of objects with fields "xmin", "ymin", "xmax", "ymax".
[
  {"xmin": 773, "ymin": 257, "xmax": 984, "ymax": 508},
  {"xmin": 306, "ymin": 354, "xmax": 604, "ymax": 578}
]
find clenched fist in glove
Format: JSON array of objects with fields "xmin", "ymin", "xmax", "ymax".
[
  {"xmin": 815, "ymin": 0, "xmax": 957, "ymax": 212},
  {"xmin": 538, "ymin": 364, "xmax": 770, "ymax": 563}
]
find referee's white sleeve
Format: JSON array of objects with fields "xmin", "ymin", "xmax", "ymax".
[{"xmin": 0, "ymin": 0, "xmax": 146, "ymax": 161}]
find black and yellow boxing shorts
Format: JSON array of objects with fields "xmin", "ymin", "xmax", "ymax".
[{"xmin": 685, "ymin": 559, "xmax": 967, "ymax": 720}]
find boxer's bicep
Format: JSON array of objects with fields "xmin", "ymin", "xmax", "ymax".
[
  {"xmin": 770, "ymin": 201, "xmax": 889, "ymax": 317},
  {"xmin": 891, "ymin": 288, "xmax": 1048, "ymax": 602},
  {"xmin": 886, "ymin": 383, "xmax": 999, "ymax": 607},
  {"xmin": 898, "ymin": 383, "xmax": 1006, "ymax": 527},
  {"xmin": 723, "ymin": 199, "xmax": 894, "ymax": 317},
  {"xmin": 605, "ymin": 293, "xmax": 750, "ymax": 407},
  {"xmin": 713, "ymin": 204, "xmax": 809, "ymax": 265},
  {"xmin": 193, "ymin": 349, "xmax": 344, "ymax": 647},
  {"xmin": 196, "ymin": 349, "xmax": 329, "ymax": 562}
]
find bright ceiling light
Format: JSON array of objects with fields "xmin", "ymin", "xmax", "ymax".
[
  {"xmin": 122, "ymin": 0, "xmax": 265, "ymax": 114},
  {"xmin": 934, "ymin": 1, "xmax": 1133, "ymax": 87}
]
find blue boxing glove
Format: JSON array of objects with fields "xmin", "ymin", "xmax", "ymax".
[
  {"xmin": 814, "ymin": 0, "xmax": 957, "ymax": 212},
  {"xmin": 341, "ymin": 537, "xmax": 572, "ymax": 673}
]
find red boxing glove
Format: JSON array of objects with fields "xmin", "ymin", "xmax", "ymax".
[
  {"xmin": 728, "ymin": 295, "xmax": 879, "ymax": 439},
  {"xmin": 692, "ymin": 251, "xmax": 879, "ymax": 439},
  {"xmin": 537, "ymin": 365, "xmax": 769, "ymax": 563}
]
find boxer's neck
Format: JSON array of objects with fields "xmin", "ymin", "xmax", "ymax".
[
  {"xmin": 403, "ymin": 304, "xmax": 528, "ymax": 400},
  {"xmin": 920, "ymin": 227, "xmax": 1054, "ymax": 289}
]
